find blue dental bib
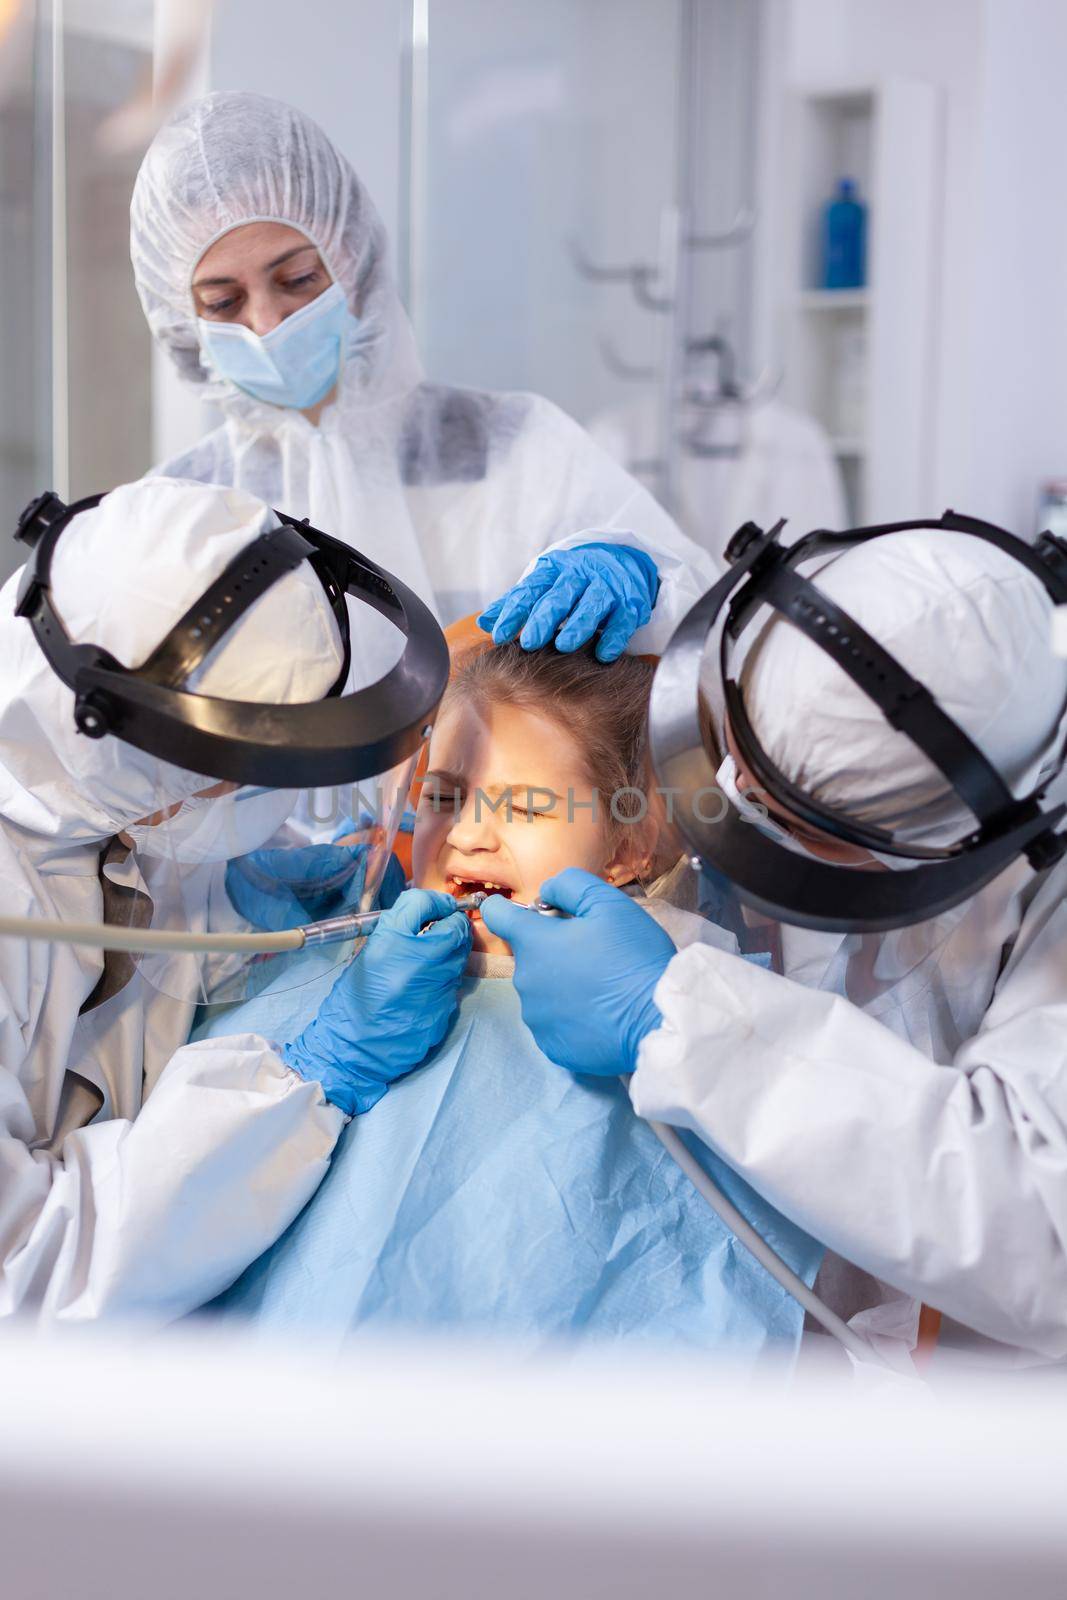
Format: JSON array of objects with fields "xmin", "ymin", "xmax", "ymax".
[{"xmin": 191, "ymin": 956, "xmax": 822, "ymax": 1359}]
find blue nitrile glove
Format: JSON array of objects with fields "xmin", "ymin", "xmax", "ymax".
[
  {"xmin": 480, "ymin": 868, "xmax": 676, "ymax": 1074},
  {"xmin": 477, "ymin": 542, "xmax": 660, "ymax": 663},
  {"xmin": 332, "ymin": 808, "xmax": 416, "ymax": 847},
  {"xmin": 283, "ymin": 888, "xmax": 472, "ymax": 1116},
  {"xmin": 226, "ymin": 842, "xmax": 405, "ymax": 933}
]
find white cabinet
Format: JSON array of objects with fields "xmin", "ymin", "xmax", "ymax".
[{"xmin": 777, "ymin": 81, "xmax": 942, "ymax": 523}]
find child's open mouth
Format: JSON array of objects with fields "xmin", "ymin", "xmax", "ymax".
[{"xmin": 446, "ymin": 874, "xmax": 515, "ymax": 921}]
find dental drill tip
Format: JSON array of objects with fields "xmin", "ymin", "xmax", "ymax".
[{"xmin": 454, "ymin": 890, "xmax": 488, "ymax": 911}]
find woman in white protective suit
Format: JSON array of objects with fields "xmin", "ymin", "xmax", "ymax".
[
  {"xmin": 0, "ymin": 477, "xmax": 474, "ymax": 1323},
  {"xmin": 483, "ymin": 522, "xmax": 1067, "ymax": 1365},
  {"xmin": 130, "ymin": 91, "xmax": 716, "ymax": 679}
]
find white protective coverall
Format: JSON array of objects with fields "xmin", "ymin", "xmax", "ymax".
[
  {"xmin": 630, "ymin": 531, "xmax": 1067, "ymax": 1360},
  {"xmin": 0, "ymin": 480, "xmax": 349, "ymax": 1323},
  {"xmin": 130, "ymin": 91, "xmax": 716, "ymax": 679}
]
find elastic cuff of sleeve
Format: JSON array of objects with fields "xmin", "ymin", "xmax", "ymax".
[
  {"xmin": 626, "ymin": 998, "xmax": 663, "ymax": 1075},
  {"xmin": 281, "ymin": 1039, "xmax": 387, "ymax": 1119},
  {"xmin": 330, "ymin": 1078, "xmax": 388, "ymax": 1118}
]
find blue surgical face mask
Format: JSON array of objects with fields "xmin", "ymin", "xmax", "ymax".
[{"xmin": 196, "ymin": 281, "xmax": 356, "ymax": 410}]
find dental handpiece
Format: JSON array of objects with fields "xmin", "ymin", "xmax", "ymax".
[{"xmin": 301, "ymin": 891, "xmax": 489, "ymax": 948}]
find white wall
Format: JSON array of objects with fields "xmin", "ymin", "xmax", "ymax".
[
  {"xmin": 964, "ymin": 0, "xmax": 1067, "ymax": 531},
  {"xmin": 210, "ymin": 0, "xmax": 407, "ymax": 248},
  {"xmin": 416, "ymin": 0, "xmax": 760, "ymax": 429},
  {"xmin": 768, "ymin": 0, "xmax": 1067, "ymax": 531},
  {"xmin": 414, "ymin": 0, "xmax": 682, "ymax": 421}
]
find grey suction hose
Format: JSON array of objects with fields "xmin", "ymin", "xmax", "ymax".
[
  {"xmin": 0, "ymin": 913, "xmax": 308, "ymax": 956},
  {"xmin": 0, "ymin": 893, "xmax": 488, "ymax": 958},
  {"xmin": 622, "ymin": 1077, "xmax": 888, "ymax": 1366}
]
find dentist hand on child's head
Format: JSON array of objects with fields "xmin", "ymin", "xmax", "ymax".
[
  {"xmin": 477, "ymin": 544, "xmax": 659, "ymax": 663},
  {"xmin": 481, "ymin": 869, "xmax": 676, "ymax": 1076},
  {"xmin": 283, "ymin": 888, "xmax": 472, "ymax": 1116}
]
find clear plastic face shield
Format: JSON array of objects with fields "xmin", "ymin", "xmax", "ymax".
[
  {"xmin": 14, "ymin": 490, "xmax": 448, "ymax": 1003},
  {"xmin": 112, "ymin": 753, "xmax": 421, "ymax": 1005}
]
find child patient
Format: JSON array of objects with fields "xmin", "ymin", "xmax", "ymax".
[
  {"xmin": 413, "ymin": 642, "xmax": 684, "ymax": 958},
  {"xmin": 199, "ymin": 642, "xmax": 821, "ymax": 1356}
]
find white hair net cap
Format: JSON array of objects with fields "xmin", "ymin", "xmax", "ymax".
[
  {"xmin": 0, "ymin": 478, "xmax": 343, "ymax": 841},
  {"xmin": 740, "ymin": 530, "xmax": 1067, "ymax": 848},
  {"xmin": 130, "ymin": 90, "xmax": 419, "ymax": 408}
]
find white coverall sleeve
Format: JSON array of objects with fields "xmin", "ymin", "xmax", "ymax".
[
  {"xmin": 513, "ymin": 397, "xmax": 720, "ymax": 655},
  {"xmin": 0, "ymin": 1034, "xmax": 343, "ymax": 1324},
  {"xmin": 629, "ymin": 894, "xmax": 1067, "ymax": 1358}
]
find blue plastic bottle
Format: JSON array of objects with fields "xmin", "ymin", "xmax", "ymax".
[{"xmin": 822, "ymin": 177, "xmax": 866, "ymax": 290}]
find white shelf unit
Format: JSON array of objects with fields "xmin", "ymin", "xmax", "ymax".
[
  {"xmin": 794, "ymin": 289, "xmax": 872, "ymax": 313},
  {"xmin": 778, "ymin": 81, "xmax": 942, "ymax": 524}
]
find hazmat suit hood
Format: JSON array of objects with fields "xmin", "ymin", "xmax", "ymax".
[
  {"xmin": 130, "ymin": 90, "xmax": 421, "ymax": 415},
  {"xmin": 0, "ymin": 477, "xmax": 344, "ymax": 849},
  {"xmin": 740, "ymin": 529, "xmax": 1067, "ymax": 850}
]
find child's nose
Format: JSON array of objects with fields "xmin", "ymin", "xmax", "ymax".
[{"xmin": 446, "ymin": 792, "xmax": 501, "ymax": 854}]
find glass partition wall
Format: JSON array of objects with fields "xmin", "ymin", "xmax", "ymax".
[
  {"xmin": 0, "ymin": 4, "xmax": 52, "ymax": 584},
  {"xmin": 0, "ymin": 0, "xmax": 153, "ymax": 586}
]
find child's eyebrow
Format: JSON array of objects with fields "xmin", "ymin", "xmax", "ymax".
[
  {"xmin": 481, "ymin": 784, "xmax": 563, "ymax": 817},
  {"xmin": 418, "ymin": 771, "xmax": 563, "ymax": 809},
  {"xmin": 420, "ymin": 767, "xmax": 465, "ymax": 786}
]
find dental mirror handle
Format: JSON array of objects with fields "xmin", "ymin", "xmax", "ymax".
[{"xmin": 509, "ymin": 899, "xmax": 572, "ymax": 918}]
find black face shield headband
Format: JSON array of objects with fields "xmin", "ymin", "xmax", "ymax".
[
  {"xmin": 648, "ymin": 510, "xmax": 1067, "ymax": 933},
  {"xmin": 13, "ymin": 490, "xmax": 450, "ymax": 787}
]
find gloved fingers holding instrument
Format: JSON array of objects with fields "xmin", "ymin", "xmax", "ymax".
[
  {"xmin": 481, "ymin": 867, "xmax": 675, "ymax": 1076},
  {"xmin": 283, "ymin": 888, "xmax": 473, "ymax": 1117},
  {"xmin": 477, "ymin": 542, "xmax": 660, "ymax": 663}
]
